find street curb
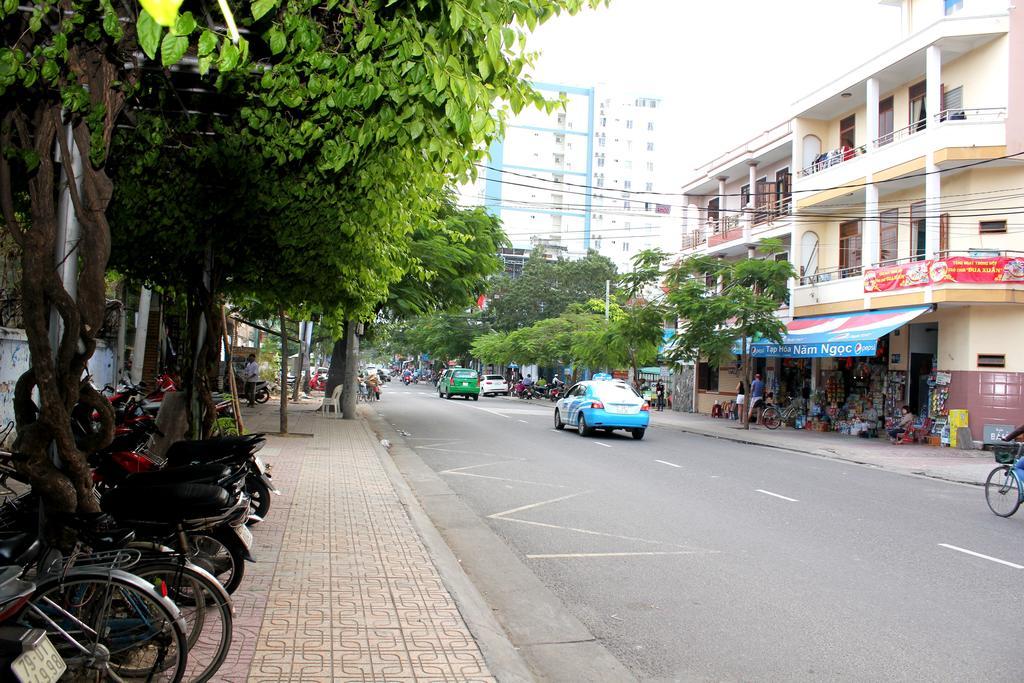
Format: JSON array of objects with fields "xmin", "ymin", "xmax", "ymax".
[
  {"xmin": 361, "ymin": 408, "xmax": 637, "ymax": 683},
  {"xmin": 673, "ymin": 425, "xmax": 986, "ymax": 487},
  {"xmin": 358, "ymin": 415, "xmax": 536, "ymax": 683}
]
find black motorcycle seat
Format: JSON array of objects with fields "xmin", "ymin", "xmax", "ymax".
[
  {"xmin": 0, "ymin": 534, "xmax": 32, "ymax": 563},
  {"xmin": 103, "ymin": 483, "xmax": 233, "ymax": 522},
  {"xmin": 121, "ymin": 464, "xmax": 231, "ymax": 487},
  {"xmin": 164, "ymin": 435, "xmax": 265, "ymax": 466}
]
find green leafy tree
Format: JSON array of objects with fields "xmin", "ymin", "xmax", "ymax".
[
  {"xmin": 488, "ymin": 251, "xmax": 618, "ymax": 331},
  {"xmin": 0, "ymin": 0, "xmax": 246, "ymax": 516},
  {"xmin": 664, "ymin": 239, "xmax": 795, "ymax": 429}
]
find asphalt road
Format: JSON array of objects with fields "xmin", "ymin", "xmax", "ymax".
[{"xmin": 374, "ymin": 383, "xmax": 1023, "ymax": 681}]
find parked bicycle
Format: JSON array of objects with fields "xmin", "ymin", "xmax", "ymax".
[
  {"xmin": 760, "ymin": 399, "xmax": 799, "ymax": 430},
  {"xmin": 985, "ymin": 442, "xmax": 1024, "ymax": 517}
]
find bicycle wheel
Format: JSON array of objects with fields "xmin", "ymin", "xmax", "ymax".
[
  {"xmin": 185, "ymin": 528, "xmax": 246, "ymax": 594},
  {"xmin": 761, "ymin": 406, "xmax": 783, "ymax": 430},
  {"xmin": 22, "ymin": 568, "xmax": 188, "ymax": 682},
  {"xmin": 133, "ymin": 561, "xmax": 233, "ymax": 682},
  {"xmin": 985, "ymin": 465, "xmax": 1022, "ymax": 517}
]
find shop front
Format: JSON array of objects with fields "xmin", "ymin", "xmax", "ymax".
[{"xmin": 748, "ymin": 306, "xmax": 934, "ymax": 438}]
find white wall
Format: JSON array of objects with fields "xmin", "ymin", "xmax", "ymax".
[{"xmin": 0, "ymin": 327, "xmax": 115, "ymax": 446}]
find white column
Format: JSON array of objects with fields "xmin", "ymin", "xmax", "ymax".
[
  {"xmin": 717, "ymin": 176, "xmax": 727, "ymax": 237},
  {"xmin": 745, "ymin": 162, "xmax": 757, "ymax": 241},
  {"xmin": 49, "ymin": 121, "xmax": 83, "ymax": 354},
  {"xmin": 925, "ymin": 45, "xmax": 942, "ymax": 258},
  {"xmin": 864, "ymin": 182, "xmax": 879, "ymax": 267},
  {"xmin": 747, "ymin": 162, "xmax": 757, "ymax": 206},
  {"xmin": 130, "ymin": 287, "xmax": 152, "ymax": 385},
  {"xmin": 866, "ymin": 77, "xmax": 880, "ymax": 151},
  {"xmin": 926, "ymin": 45, "xmax": 942, "ymax": 128}
]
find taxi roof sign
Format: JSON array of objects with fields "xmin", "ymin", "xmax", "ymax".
[{"xmin": 592, "ymin": 373, "xmax": 614, "ymax": 381}]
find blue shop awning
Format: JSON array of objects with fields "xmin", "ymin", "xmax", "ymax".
[{"xmin": 738, "ymin": 306, "xmax": 930, "ymax": 358}]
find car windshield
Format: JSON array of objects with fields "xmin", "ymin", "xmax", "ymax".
[{"xmin": 595, "ymin": 383, "xmax": 642, "ymax": 400}]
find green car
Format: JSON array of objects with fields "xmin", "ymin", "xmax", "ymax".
[{"xmin": 438, "ymin": 368, "xmax": 481, "ymax": 400}]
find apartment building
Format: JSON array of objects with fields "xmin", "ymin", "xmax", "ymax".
[
  {"xmin": 462, "ymin": 84, "xmax": 675, "ymax": 268},
  {"xmin": 460, "ymin": 83, "xmax": 595, "ymax": 258},
  {"xmin": 590, "ymin": 94, "xmax": 677, "ymax": 271},
  {"xmin": 680, "ymin": 0, "xmax": 1024, "ymax": 442}
]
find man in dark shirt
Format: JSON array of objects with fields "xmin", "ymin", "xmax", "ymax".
[{"xmin": 747, "ymin": 373, "xmax": 765, "ymax": 423}]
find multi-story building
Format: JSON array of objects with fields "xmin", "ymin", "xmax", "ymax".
[
  {"xmin": 590, "ymin": 93, "xmax": 677, "ymax": 271},
  {"xmin": 461, "ymin": 82, "xmax": 595, "ymax": 258},
  {"xmin": 679, "ymin": 0, "xmax": 1024, "ymax": 442},
  {"xmin": 462, "ymin": 84, "xmax": 676, "ymax": 270}
]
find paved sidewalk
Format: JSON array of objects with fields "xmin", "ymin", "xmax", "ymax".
[{"xmin": 217, "ymin": 399, "xmax": 499, "ymax": 682}]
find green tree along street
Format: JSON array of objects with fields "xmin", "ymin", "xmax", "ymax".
[
  {"xmin": 664, "ymin": 238, "xmax": 795, "ymax": 429},
  {"xmin": 487, "ymin": 250, "xmax": 618, "ymax": 331},
  {"xmin": 0, "ymin": 0, "xmax": 607, "ymax": 516}
]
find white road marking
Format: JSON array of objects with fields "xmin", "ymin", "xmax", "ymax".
[
  {"xmin": 756, "ymin": 489, "xmax": 799, "ymax": 502},
  {"xmin": 655, "ymin": 460, "xmax": 681, "ymax": 468},
  {"xmin": 518, "ymin": 419, "xmax": 529, "ymax": 424},
  {"xmin": 488, "ymin": 492, "xmax": 588, "ymax": 519},
  {"xmin": 498, "ymin": 516, "xmax": 709, "ymax": 550},
  {"xmin": 472, "ymin": 406, "xmax": 512, "ymax": 418},
  {"xmin": 418, "ymin": 446, "xmax": 500, "ymax": 456},
  {"xmin": 445, "ymin": 471, "xmax": 568, "ymax": 488},
  {"xmin": 939, "ymin": 543, "xmax": 1024, "ymax": 569},
  {"xmin": 593, "ymin": 442, "xmax": 611, "ymax": 448},
  {"xmin": 526, "ymin": 551, "xmax": 712, "ymax": 559}
]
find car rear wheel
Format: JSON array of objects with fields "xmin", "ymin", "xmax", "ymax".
[
  {"xmin": 632, "ymin": 428, "xmax": 646, "ymax": 440},
  {"xmin": 578, "ymin": 414, "xmax": 592, "ymax": 437},
  {"xmin": 472, "ymin": 394, "xmax": 479, "ymax": 401},
  {"xmin": 553, "ymin": 410, "xmax": 564, "ymax": 430}
]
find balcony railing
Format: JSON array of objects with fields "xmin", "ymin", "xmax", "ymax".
[
  {"xmin": 799, "ymin": 265, "xmax": 862, "ymax": 285},
  {"xmin": 681, "ymin": 229, "xmax": 706, "ymax": 251},
  {"xmin": 872, "ymin": 107, "xmax": 1007, "ymax": 149},
  {"xmin": 798, "ymin": 144, "xmax": 867, "ymax": 178},
  {"xmin": 707, "ymin": 215, "xmax": 741, "ymax": 246}
]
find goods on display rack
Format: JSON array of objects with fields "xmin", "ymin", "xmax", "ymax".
[{"xmin": 883, "ymin": 371, "xmax": 906, "ymax": 419}]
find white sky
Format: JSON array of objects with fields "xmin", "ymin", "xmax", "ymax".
[{"xmin": 523, "ymin": 0, "xmax": 904, "ymax": 185}]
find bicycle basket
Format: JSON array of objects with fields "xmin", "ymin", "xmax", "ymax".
[{"xmin": 993, "ymin": 444, "xmax": 1020, "ymax": 465}]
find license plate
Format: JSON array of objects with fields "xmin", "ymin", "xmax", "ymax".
[
  {"xmin": 11, "ymin": 635, "xmax": 66, "ymax": 683},
  {"xmin": 234, "ymin": 523, "xmax": 253, "ymax": 550},
  {"xmin": 460, "ymin": 382, "xmax": 468, "ymax": 387},
  {"xmin": 606, "ymin": 405, "xmax": 632, "ymax": 414},
  {"xmin": 253, "ymin": 455, "xmax": 266, "ymax": 474}
]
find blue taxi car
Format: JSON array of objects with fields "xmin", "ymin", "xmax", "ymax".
[{"xmin": 553, "ymin": 376, "xmax": 650, "ymax": 440}]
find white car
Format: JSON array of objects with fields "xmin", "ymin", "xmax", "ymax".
[{"xmin": 480, "ymin": 374, "xmax": 509, "ymax": 396}]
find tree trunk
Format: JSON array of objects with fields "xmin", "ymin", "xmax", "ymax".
[
  {"xmin": 279, "ymin": 309, "xmax": 288, "ymax": 434},
  {"xmin": 342, "ymin": 320, "xmax": 358, "ymax": 419},
  {"xmin": 324, "ymin": 334, "xmax": 346, "ymax": 398},
  {"xmin": 740, "ymin": 335, "xmax": 752, "ymax": 430},
  {"xmin": 290, "ymin": 321, "xmax": 304, "ymax": 401}
]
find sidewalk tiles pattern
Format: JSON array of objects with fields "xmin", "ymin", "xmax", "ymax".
[{"xmin": 217, "ymin": 405, "xmax": 495, "ymax": 682}]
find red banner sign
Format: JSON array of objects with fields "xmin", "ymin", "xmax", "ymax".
[{"xmin": 864, "ymin": 256, "xmax": 1024, "ymax": 293}]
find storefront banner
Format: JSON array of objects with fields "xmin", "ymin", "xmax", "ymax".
[
  {"xmin": 746, "ymin": 305, "xmax": 930, "ymax": 358},
  {"xmin": 751, "ymin": 340, "xmax": 879, "ymax": 358},
  {"xmin": 864, "ymin": 256, "xmax": 1024, "ymax": 293}
]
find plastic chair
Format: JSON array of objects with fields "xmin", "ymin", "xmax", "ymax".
[{"xmin": 317, "ymin": 385, "xmax": 343, "ymax": 418}]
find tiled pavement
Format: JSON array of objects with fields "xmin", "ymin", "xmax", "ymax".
[{"xmin": 215, "ymin": 401, "xmax": 496, "ymax": 682}]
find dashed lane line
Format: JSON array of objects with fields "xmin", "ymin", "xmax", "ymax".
[
  {"xmin": 655, "ymin": 460, "xmax": 681, "ymax": 468},
  {"xmin": 593, "ymin": 442, "xmax": 612, "ymax": 448},
  {"xmin": 939, "ymin": 543, "xmax": 1023, "ymax": 569},
  {"xmin": 756, "ymin": 489, "xmax": 799, "ymax": 502},
  {"xmin": 526, "ymin": 551, "xmax": 712, "ymax": 559}
]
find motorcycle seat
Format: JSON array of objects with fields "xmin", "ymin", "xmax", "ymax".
[
  {"xmin": 121, "ymin": 464, "xmax": 232, "ymax": 487},
  {"xmin": 0, "ymin": 534, "xmax": 32, "ymax": 563},
  {"xmin": 103, "ymin": 483, "xmax": 233, "ymax": 522},
  {"xmin": 164, "ymin": 435, "xmax": 265, "ymax": 465}
]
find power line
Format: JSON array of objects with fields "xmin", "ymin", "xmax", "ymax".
[{"xmin": 476, "ymin": 150, "xmax": 1024, "ymax": 199}]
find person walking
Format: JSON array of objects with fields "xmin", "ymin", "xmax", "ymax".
[
  {"xmin": 366, "ymin": 370, "xmax": 381, "ymax": 401},
  {"xmin": 747, "ymin": 373, "xmax": 764, "ymax": 424},
  {"xmin": 243, "ymin": 354, "xmax": 259, "ymax": 407},
  {"xmin": 655, "ymin": 380, "xmax": 666, "ymax": 412},
  {"xmin": 734, "ymin": 380, "xmax": 745, "ymax": 421}
]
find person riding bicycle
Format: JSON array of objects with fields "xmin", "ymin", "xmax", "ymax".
[{"xmin": 1003, "ymin": 424, "xmax": 1024, "ymax": 442}]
